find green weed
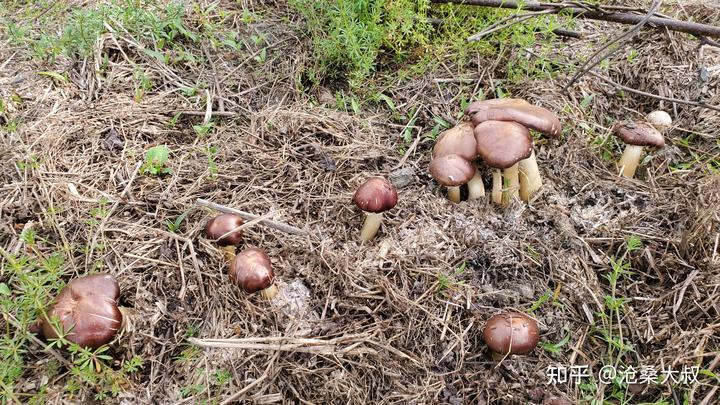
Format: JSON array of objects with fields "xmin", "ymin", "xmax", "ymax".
[
  {"xmin": 436, "ymin": 262, "xmax": 466, "ymax": 297},
  {"xmin": 291, "ymin": 0, "xmax": 562, "ymax": 91},
  {"xmin": 4, "ymin": 1, "xmax": 194, "ymax": 60},
  {"xmin": 205, "ymin": 146, "xmax": 219, "ymax": 178},
  {"xmin": 166, "ymin": 210, "xmax": 191, "ymax": 233},
  {"xmin": 141, "ymin": 145, "xmax": 172, "ymax": 176}
]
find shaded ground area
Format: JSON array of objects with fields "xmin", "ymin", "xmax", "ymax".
[{"xmin": 1, "ymin": 1, "xmax": 719, "ymax": 404}]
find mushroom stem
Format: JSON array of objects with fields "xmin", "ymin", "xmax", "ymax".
[
  {"xmin": 360, "ymin": 212, "xmax": 383, "ymax": 242},
  {"xmin": 118, "ymin": 307, "xmax": 129, "ymax": 331},
  {"xmin": 466, "ymin": 167, "xmax": 486, "ymax": 200},
  {"xmin": 260, "ymin": 284, "xmax": 279, "ymax": 300},
  {"xmin": 502, "ymin": 163, "xmax": 520, "ymax": 205},
  {"xmin": 221, "ymin": 245, "xmax": 236, "ymax": 265},
  {"xmin": 491, "ymin": 170, "xmax": 502, "ymax": 205},
  {"xmin": 618, "ymin": 144, "xmax": 643, "ymax": 178},
  {"xmin": 518, "ymin": 150, "xmax": 542, "ymax": 202},
  {"xmin": 447, "ymin": 186, "xmax": 461, "ymax": 204}
]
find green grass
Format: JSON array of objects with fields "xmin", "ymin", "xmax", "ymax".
[
  {"xmin": 2, "ymin": 0, "xmax": 194, "ymax": 60},
  {"xmin": 290, "ymin": 0, "xmax": 563, "ymax": 91}
]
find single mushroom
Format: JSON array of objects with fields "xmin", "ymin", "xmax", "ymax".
[
  {"xmin": 353, "ymin": 177, "xmax": 398, "ymax": 242},
  {"xmin": 204, "ymin": 213, "xmax": 244, "ymax": 264},
  {"xmin": 646, "ymin": 110, "xmax": 672, "ymax": 133},
  {"xmin": 613, "ymin": 121, "xmax": 665, "ymax": 178},
  {"xmin": 466, "ymin": 98, "xmax": 562, "ymax": 202},
  {"xmin": 40, "ymin": 274, "xmax": 123, "ymax": 349},
  {"xmin": 466, "ymin": 98, "xmax": 561, "ymax": 137},
  {"xmin": 482, "ymin": 311, "xmax": 539, "ymax": 361},
  {"xmin": 474, "ymin": 121, "xmax": 533, "ymax": 205},
  {"xmin": 230, "ymin": 247, "xmax": 278, "ymax": 299},
  {"xmin": 428, "ymin": 154, "xmax": 475, "ymax": 204},
  {"xmin": 433, "ymin": 121, "xmax": 485, "ymax": 199}
]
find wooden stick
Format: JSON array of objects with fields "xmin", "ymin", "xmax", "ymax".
[
  {"xmin": 431, "ymin": 0, "xmax": 720, "ymax": 39},
  {"xmin": 196, "ymin": 198, "xmax": 307, "ymax": 236}
]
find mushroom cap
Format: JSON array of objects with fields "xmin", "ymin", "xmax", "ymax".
[
  {"xmin": 483, "ymin": 312, "xmax": 539, "ymax": 355},
  {"xmin": 646, "ymin": 110, "xmax": 672, "ymax": 132},
  {"xmin": 613, "ymin": 121, "xmax": 665, "ymax": 147},
  {"xmin": 204, "ymin": 213, "xmax": 244, "ymax": 246},
  {"xmin": 466, "ymin": 98, "xmax": 562, "ymax": 138},
  {"xmin": 41, "ymin": 274, "xmax": 122, "ymax": 349},
  {"xmin": 433, "ymin": 121, "xmax": 477, "ymax": 161},
  {"xmin": 230, "ymin": 248, "xmax": 275, "ymax": 294},
  {"xmin": 353, "ymin": 177, "xmax": 398, "ymax": 213},
  {"xmin": 429, "ymin": 154, "xmax": 475, "ymax": 187},
  {"xmin": 474, "ymin": 121, "xmax": 533, "ymax": 169}
]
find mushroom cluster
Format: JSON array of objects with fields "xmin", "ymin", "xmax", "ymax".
[
  {"xmin": 204, "ymin": 213, "xmax": 280, "ymax": 300},
  {"xmin": 429, "ymin": 98, "xmax": 563, "ymax": 206}
]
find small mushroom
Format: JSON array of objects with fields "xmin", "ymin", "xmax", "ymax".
[
  {"xmin": 40, "ymin": 274, "xmax": 123, "ymax": 349},
  {"xmin": 353, "ymin": 177, "xmax": 398, "ymax": 242},
  {"xmin": 433, "ymin": 121, "xmax": 485, "ymax": 199},
  {"xmin": 230, "ymin": 247, "xmax": 278, "ymax": 299},
  {"xmin": 466, "ymin": 98, "xmax": 562, "ymax": 202},
  {"xmin": 474, "ymin": 121, "xmax": 533, "ymax": 205},
  {"xmin": 482, "ymin": 311, "xmax": 539, "ymax": 361},
  {"xmin": 428, "ymin": 154, "xmax": 475, "ymax": 204},
  {"xmin": 613, "ymin": 121, "xmax": 665, "ymax": 178},
  {"xmin": 204, "ymin": 213, "xmax": 244, "ymax": 264},
  {"xmin": 646, "ymin": 110, "xmax": 672, "ymax": 133}
]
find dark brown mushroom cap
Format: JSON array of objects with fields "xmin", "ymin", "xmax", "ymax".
[
  {"xmin": 230, "ymin": 248, "xmax": 275, "ymax": 294},
  {"xmin": 41, "ymin": 274, "xmax": 122, "ymax": 349},
  {"xmin": 474, "ymin": 121, "xmax": 533, "ymax": 169},
  {"xmin": 353, "ymin": 177, "xmax": 398, "ymax": 213},
  {"xmin": 466, "ymin": 98, "xmax": 562, "ymax": 138},
  {"xmin": 429, "ymin": 154, "xmax": 475, "ymax": 187},
  {"xmin": 613, "ymin": 121, "xmax": 665, "ymax": 147},
  {"xmin": 204, "ymin": 213, "xmax": 244, "ymax": 246},
  {"xmin": 433, "ymin": 121, "xmax": 477, "ymax": 161},
  {"xmin": 483, "ymin": 312, "xmax": 539, "ymax": 355}
]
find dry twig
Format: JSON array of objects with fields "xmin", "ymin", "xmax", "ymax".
[{"xmin": 196, "ymin": 198, "xmax": 307, "ymax": 236}]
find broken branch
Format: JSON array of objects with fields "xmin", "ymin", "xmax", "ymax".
[{"xmin": 431, "ymin": 0, "xmax": 720, "ymax": 39}]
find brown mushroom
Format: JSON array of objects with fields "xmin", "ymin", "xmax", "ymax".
[
  {"xmin": 482, "ymin": 311, "xmax": 539, "ymax": 361},
  {"xmin": 613, "ymin": 121, "xmax": 665, "ymax": 178},
  {"xmin": 474, "ymin": 121, "xmax": 533, "ymax": 205},
  {"xmin": 433, "ymin": 122, "xmax": 485, "ymax": 199},
  {"xmin": 466, "ymin": 98, "xmax": 561, "ymax": 137},
  {"xmin": 429, "ymin": 154, "xmax": 475, "ymax": 204},
  {"xmin": 230, "ymin": 247, "xmax": 278, "ymax": 299},
  {"xmin": 466, "ymin": 98, "xmax": 562, "ymax": 202},
  {"xmin": 41, "ymin": 274, "xmax": 122, "ymax": 349},
  {"xmin": 204, "ymin": 213, "xmax": 244, "ymax": 264},
  {"xmin": 353, "ymin": 177, "xmax": 398, "ymax": 242}
]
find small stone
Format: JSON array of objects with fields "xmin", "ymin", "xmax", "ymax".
[{"xmin": 389, "ymin": 167, "xmax": 415, "ymax": 189}]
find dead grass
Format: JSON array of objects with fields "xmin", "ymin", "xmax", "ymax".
[{"xmin": 1, "ymin": 1, "xmax": 719, "ymax": 404}]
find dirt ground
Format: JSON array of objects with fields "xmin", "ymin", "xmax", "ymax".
[{"xmin": 1, "ymin": 1, "xmax": 719, "ymax": 404}]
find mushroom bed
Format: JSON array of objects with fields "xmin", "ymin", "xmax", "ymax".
[{"xmin": 1, "ymin": 2, "xmax": 719, "ymax": 404}]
